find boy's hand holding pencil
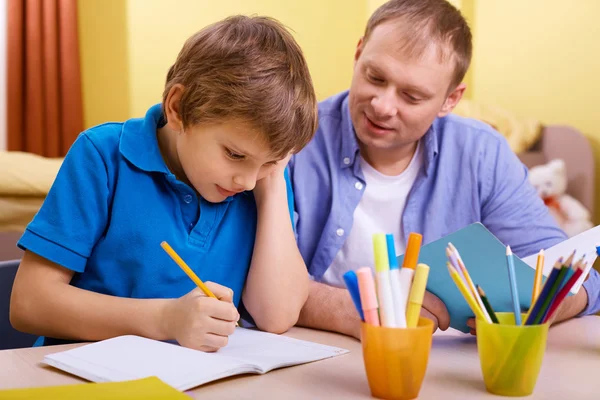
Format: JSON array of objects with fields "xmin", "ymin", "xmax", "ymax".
[
  {"xmin": 161, "ymin": 241, "xmax": 239, "ymax": 352},
  {"xmin": 161, "ymin": 283, "xmax": 239, "ymax": 352}
]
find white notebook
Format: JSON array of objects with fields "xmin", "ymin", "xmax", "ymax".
[
  {"xmin": 43, "ymin": 328, "xmax": 348, "ymax": 391},
  {"xmin": 522, "ymin": 224, "xmax": 600, "ymax": 293}
]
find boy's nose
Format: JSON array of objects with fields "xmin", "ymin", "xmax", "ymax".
[{"xmin": 233, "ymin": 175, "xmax": 256, "ymax": 192}]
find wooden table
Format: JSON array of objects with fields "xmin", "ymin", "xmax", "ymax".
[{"xmin": 1, "ymin": 317, "xmax": 599, "ymax": 399}]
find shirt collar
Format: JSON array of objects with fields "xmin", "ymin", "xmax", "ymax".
[
  {"xmin": 340, "ymin": 93, "xmax": 361, "ymax": 169},
  {"xmin": 120, "ymin": 104, "xmax": 170, "ymax": 174},
  {"xmin": 422, "ymin": 121, "xmax": 439, "ymax": 177},
  {"xmin": 339, "ymin": 91, "xmax": 440, "ymax": 175}
]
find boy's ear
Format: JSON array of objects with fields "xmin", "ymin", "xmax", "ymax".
[{"xmin": 163, "ymin": 84, "xmax": 185, "ymax": 132}]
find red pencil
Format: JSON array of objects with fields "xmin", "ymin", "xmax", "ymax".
[{"xmin": 543, "ymin": 261, "xmax": 585, "ymax": 323}]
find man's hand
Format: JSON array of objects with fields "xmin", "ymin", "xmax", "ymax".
[
  {"xmin": 420, "ymin": 291, "xmax": 450, "ymax": 332},
  {"xmin": 466, "ymin": 286, "xmax": 589, "ymax": 335}
]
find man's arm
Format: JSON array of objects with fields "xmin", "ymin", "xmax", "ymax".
[
  {"xmin": 297, "ymin": 280, "xmax": 362, "ymax": 338},
  {"xmin": 480, "ymin": 133, "xmax": 593, "ymax": 320},
  {"xmin": 297, "ymin": 280, "xmax": 449, "ymax": 338}
]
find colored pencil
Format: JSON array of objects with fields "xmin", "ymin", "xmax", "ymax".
[
  {"xmin": 447, "ymin": 244, "xmax": 491, "ymax": 323},
  {"xmin": 477, "ymin": 285, "xmax": 499, "ymax": 324},
  {"xmin": 543, "ymin": 261, "xmax": 584, "ymax": 323},
  {"xmin": 447, "ymin": 263, "xmax": 487, "ymax": 322},
  {"xmin": 524, "ymin": 257, "xmax": 563, "ymax": 325},
  {"xmin": 505, "ymin": 246, "xmax": 522, "ymax": 325},
  {"xmin": 532, "ymin": 249, "xmax": 544, "ymax": 304}
]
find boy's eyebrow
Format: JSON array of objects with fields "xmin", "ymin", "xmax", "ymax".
[{"xmin": 223, "ymin": 141, "xmax": 281, "ymax": 163}]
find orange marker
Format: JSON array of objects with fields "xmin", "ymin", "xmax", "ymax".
[{"xmin": 398, "ymin": 233, "xmax": 422, "ymax": 314}]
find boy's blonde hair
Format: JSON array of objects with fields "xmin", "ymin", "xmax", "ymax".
[
  {"xmin": 364, "ymin": 0, "xmax": 472, "ymax": 90},
  {"xmin": 163, "ymin": 15, "xmax": 318, "ymax": 158}
]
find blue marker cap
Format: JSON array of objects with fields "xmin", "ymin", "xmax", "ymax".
[
  {"xmin": 386, "ymin": 234, "xmax": 399, "ymax": 270},
  {"xmin": 343, "ymin": 270, "xmax": 365, "ymax": 321},
  {"xmin": 596, "ymin": 244, "xmax": 600, "ymax": 257}
]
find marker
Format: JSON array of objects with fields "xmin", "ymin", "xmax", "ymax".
[
  {"xmin": 373, "ymin": 234, "xmax": 396, "ymax": 327},
  {"xmin": 386, "ymin": 234, "xmax": 406, "ymax": 328},
  {"xmin": 356, "ymin": 267, "xmax": 380, "ymax": 326},
  {"xmin": 399, "ymin": 233, "xmax": 422, "ymax": 316},
  {"xmin": 343, "ymin": 270, "xmax": 364, "ymax": 321},
  {"xmin": 406, "ymin": 263, "xmax": 430, "ymax": 328}
]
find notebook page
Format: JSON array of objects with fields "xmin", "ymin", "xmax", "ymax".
[
  {"xmin": 43, "ymin": 335, "xmax": 252, "ymax": 391},
  {"xmin": 522, "ymin": 224, "xmax": 600, "ymax": 293},
  {"xmin": 217, "ymin": 328, "xmax": 349, "ymax": 372}
]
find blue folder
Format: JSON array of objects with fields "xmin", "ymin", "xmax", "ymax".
[{"xmin": 396, "ymin": 223, "xmax": 536, "ymax": 333}]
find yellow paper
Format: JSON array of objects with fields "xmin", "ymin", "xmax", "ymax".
[{"xmin": 0, "ymin": 377, "xmax": 188, "ymax": 400}]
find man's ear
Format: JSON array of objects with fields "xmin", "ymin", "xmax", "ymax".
[
  {"xmin": 354, "ymin": 37, "xmax": 365, "ymax": 63},
  {"xmin": 438, "ymin": 83, "xmax": 466, "ymax": 117},
  {"xmin": 163, "ymin": 84, "xmax": 185, "ymax": 132}
]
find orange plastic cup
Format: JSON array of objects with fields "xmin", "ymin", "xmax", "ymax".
[{"xmin": 361, "ymin": 317, "xmax": 434, "ymax": 400}]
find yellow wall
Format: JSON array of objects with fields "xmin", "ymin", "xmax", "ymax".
[
  {"xmin": 78, "ymin": 0, "xmax": 364, "ymax": 127},
  {"xmin": 78, "ymin": 1, "xmax": 600, "ymax": 217},
  {"xmin": 77, "ymin": 0, "xmax": 131, "ymax": 129},
  {"xmin": 470, "ymin": 0, "xmax": 600, "ymax": 216}
]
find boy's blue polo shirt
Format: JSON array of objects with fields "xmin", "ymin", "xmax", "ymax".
[{"xmin": 18, "ymin": 104, "xmax": 295, "ymax": 345}]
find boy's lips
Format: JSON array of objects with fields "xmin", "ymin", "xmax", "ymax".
[{"xmin": 216, "ymin": 185, "xmax": 239, "ymax": 197}]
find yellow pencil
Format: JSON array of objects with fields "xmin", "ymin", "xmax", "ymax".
[
  {"xmin": 161, "ymin": 241, "xmax": 217, "ymax": 298},
  {"xmin": 532, "ymin": 249, "xmax": 544, "ymax": 303},
  {"xmin": 160, "ymin": 241, "xmax": 239, "ymax": 326},
  {"xmin": 447, "ymin": 263, "xmax": 487, "ymax": 322},
  {"xmin": 448, "ymin": 244, "xmax": 490, "ymax": 323}
]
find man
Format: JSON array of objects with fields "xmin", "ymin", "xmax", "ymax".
[{"xmin": 289, "ymin": 0, "xmax": 599, "ymax": 338}]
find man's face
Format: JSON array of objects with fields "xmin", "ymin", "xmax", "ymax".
[{"xmin": 349, "ymin": 22, "xmax": 463, "ymax": 153}]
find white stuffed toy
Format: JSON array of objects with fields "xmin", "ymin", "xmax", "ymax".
[{"xmin": 528, "ymin": 159, "xmax": 593, "ymax": 237}]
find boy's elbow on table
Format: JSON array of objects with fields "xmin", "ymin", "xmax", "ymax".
[
  {"xmin": 253, "ymin": 311, "xmax": 300, "ymax": 335},
  {"xmin": 9, "ymin": 281, "xmax": 37, "ymax": 335},
  {"xmin": 247, "ymin": 297, "xmax": 304, "ymax": 335}
]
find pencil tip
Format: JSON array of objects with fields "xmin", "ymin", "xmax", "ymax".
[
  {"xmin": 539, "ymin": 249, "xmax": 544, "ymax": 255},
  {"xmin": 506, "ymin": 245, "xmax": 512, "ymax": 255}
]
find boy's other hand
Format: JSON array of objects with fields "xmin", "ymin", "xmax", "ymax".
[
  {"xmin": 253, "ymin": 152, "xmax": 292, "ymax": 202},
  {"xmin": 162, "ymin": 283, "xmax": 239, "ymax": 352}
]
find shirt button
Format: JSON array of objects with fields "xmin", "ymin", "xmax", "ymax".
[
  {"xmin": 343, "ymin": 157, "xmax": 351, "ymax": 165},
  {"xmin": 355, "ymin": 182, "xmax": 363, "ymax": 190},
  {"xmin": 183, "ymin": 194, "xmax": 193, "ymax": 203},
  {"xmin": 189, "ymin": 222, "xmax": 194, "ymax": 229},
  {"xmin": 336, "ymin": 228, "xmax": 344, "ymax": 237}
]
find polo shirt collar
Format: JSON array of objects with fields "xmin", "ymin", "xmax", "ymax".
[{"xmin": 120, "ymin": 104, "xmax": 170, "ymax": 174}]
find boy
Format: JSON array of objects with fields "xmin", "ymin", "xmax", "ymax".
[{"xmin": 10, "ymin": 15, "xmax": 317, "ymax": 352}]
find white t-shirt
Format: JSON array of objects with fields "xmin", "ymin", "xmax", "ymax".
[{"xmin": 322, "ymin": 141, "xmax": 424, "ymax": 288}]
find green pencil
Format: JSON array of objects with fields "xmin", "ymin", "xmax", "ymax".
[{"xmin": 477, "ymin": 285, "xmax": 499, "ymax": 324}]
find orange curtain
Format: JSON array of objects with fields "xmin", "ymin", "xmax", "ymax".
[{"xmin": 7, "ymin": 0, "xmax": 83, "ymax": 157}]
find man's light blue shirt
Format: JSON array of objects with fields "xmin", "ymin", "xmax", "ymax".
[{"xmin": 289, "ymin": 91, "xmax": 600, "ymax": 315}]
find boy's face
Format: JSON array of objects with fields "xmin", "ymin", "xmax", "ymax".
[
  {"xmin": 348, "ymin": 21, "xmax": 465, "ymax": 153},
  {"xmin": 176, "ymin": 120, "xmax": 281, "ymax": 203}
]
